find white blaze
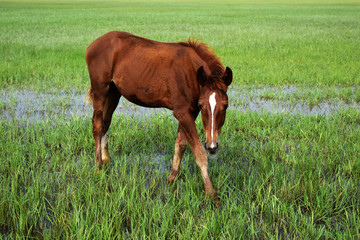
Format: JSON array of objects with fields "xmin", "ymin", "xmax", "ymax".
[{"xmin": 209, "ymin": 92, "xmax": 216, "ymax": 147}]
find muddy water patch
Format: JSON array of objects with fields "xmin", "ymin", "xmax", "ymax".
[
  {"xmin": 0, "ymin": 87, "xmax": 359, "ymax": 123},
  {"xmin": 0, "ymin": 89, "xmax": 170, "ymax": 122},
  {"xmin": 228, "ymin": 86, "xmax": 360, "ymax": 116}
]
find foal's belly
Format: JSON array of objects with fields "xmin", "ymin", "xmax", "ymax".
[
  {"xmin": 113, "ymin": 76, "xmax": 173, "ymax": 110},
  {"xmin": 123, "ymin": 92, "xmax": 170, "ymax": 109}
]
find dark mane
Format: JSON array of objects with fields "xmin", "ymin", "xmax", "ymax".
[{"xmin": 179, "ymin": 39, "xmax": 226, "ymax": 89}]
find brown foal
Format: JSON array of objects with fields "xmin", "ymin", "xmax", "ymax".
[{"xmin": 86, "ymin": 31, "xmax": 232, "ymax": 201}]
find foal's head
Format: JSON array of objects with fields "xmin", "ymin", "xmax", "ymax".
[{"xmin": 197, "ymin": 66, "xmax": 233, "ymax": 154}]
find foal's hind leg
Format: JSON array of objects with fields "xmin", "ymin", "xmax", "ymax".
[
  {"xmin": 101, "ymin": 82, "xmax": 121, "ymax": 165},
  {"xmin": 90, "ymin": 76, "xmax": 112, "ymax": 170},
  {"xmin": 168, "ymin": 124, "xmax": 187, "ymax": 183},
  {"xmin": 92, "ymin": 91, "xmax": 107, "ymax": 169}
]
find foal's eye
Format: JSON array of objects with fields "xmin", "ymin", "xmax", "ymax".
[{"xmin": 198, "ymin": 104, "xmax": 203, "ymax": 110}]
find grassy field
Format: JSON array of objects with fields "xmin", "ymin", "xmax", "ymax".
[
  {"xmin": 1, "ymin": 110, "xmax": 360, "ymax": 238},
  {"xmin": 1, "ymin": 0, "xmax": 359, "ymax": 90},
  {"xmin": 1, "ymin": 0, "xmax": 360, "ymax": 239}
]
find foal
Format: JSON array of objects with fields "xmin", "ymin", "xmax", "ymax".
[{"xmin": 86, "ymin": 31, "xmax": 232, "ymax": 201}]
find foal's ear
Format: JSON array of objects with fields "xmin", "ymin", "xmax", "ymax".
[
  {"xmin": 197, "ymin": 66, "xmax": 207, "ymax": 86},
  {"xmin": 223, "ymin": 67, "xmax": 233, "ymax": 86}
]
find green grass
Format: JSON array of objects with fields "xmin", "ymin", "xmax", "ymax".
[
  {"xmin": 1, "ymin": 110, "xmax": 359, "ymax": 238},
  {"xmin": 0, "ymin": 0, "xmax": 359, "ymax": 90},
  {"xmin": 1, "ymin": 0, "xmax": 360, "ymax": 238}
]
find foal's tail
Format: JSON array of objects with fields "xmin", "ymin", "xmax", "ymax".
[{"xmin": 86, "ymin": 87, "xmax": 94, "ymax": 104}]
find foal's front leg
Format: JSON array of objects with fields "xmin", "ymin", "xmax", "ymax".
[
  {"xmin": 174, "ymin": 111, "xmax": 218, "ymax": 201},
  {"xmin": 168, "ymin": 124, "xmax": 187, "ymax": 183}
]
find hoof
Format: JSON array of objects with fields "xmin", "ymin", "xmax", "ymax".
[
  {"xmin": 207, "ymin": 192, "xmax": 220, "ymax": 205},
  {"xmin": 213, "ymin": 195, "xmax": 221, "ymax": 205},
  {"xmin": 168, "ymin": 170, "xmax": 178, "ymax": 183}
]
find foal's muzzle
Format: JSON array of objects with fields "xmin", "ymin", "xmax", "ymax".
[{"xmin": 205, "ymin": 142, "xmax": 219, "ymax": 155}]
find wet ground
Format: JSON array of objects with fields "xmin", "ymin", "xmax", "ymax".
[
  {"xmin": 229, "ymin": 86, "xmax": 360, "ymax": 116},
  {"xmin": 0, "ymin": 89, "xmax": 169, "ymax": 122},
  {"xmin": 0, "ymin": 87, "xmax": 359, "ymax": 122}
]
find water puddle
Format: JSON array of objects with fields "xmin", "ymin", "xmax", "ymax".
[
  {"xmin": 0, "ymin": 87, "xmax": 359, "ymax": 123},
  {"xmin": 228, "ymin": 86, "xmax": 360, "ymax": 116},
  {"xmin": 0, "ymin": 89, "xmax": 170, "ymax": 122}
]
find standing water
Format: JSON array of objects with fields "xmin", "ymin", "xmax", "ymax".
[{"xmin": 0, "ymin": 87, "xmax": 359, "ymax": 123}]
